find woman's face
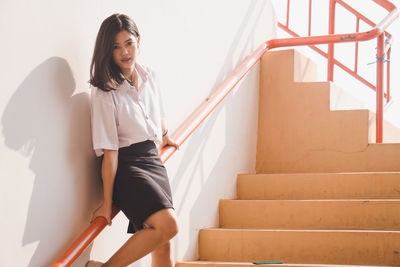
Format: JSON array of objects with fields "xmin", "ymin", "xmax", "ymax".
[{"xmin": 112, "ymin": 30, "xmax": 139, "ymax": 75}]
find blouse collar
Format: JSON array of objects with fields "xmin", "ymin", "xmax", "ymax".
[{"xmin": 118, "ymin": 62, "xmax": 149, "ymax": 92}]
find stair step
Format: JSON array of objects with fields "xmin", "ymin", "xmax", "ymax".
[
  {"xmin": 176, "ymin": 261, "xmax": 394, "ymax": 267},
  {"xmin": 219, "ymin": 199, "xmax": 400, "ymax": 230},
  {"xmin": 257, "ymin": 49, "xmax": 400, "ymax": 174},
  {"xmin": 199, "ymin": 228, "xmax": 400, "ymax": 265},
  {"xmin": 237, "ymin": 172, "xmax": 400, "ymax": 200}
]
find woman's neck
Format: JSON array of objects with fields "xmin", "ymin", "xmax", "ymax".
[
  {"xmin": 122, "ymin": 65, "xmax": 138, "ymax": 89},
  {"xmin": 122, "ymin": 62, "xmax": 136, "ymax": 81}
]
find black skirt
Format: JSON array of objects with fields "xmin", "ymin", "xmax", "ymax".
[{"xmin": 111, "ymin": 140, "xmax": 174, "ymax": 234}]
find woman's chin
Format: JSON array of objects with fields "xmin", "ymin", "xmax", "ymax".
[
  {"xmin": 120, "ymin": 61, "xmax": 133, "ymax": 67},
  {"xmin": 119, "ymin": 62, "xmax": 135, "ymax": 71}
]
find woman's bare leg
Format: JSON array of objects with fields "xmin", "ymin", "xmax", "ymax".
[
  {"xmin": 103, "ymin": 208, "xmax": 178, "ymax": 267},
  {"xmin": 151, "ymin": 241, "xmax": 173, "ymax": 267}
]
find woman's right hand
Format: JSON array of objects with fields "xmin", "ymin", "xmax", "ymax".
[{"xmin": 91, "ymin": 202, "xmax": 112, "ymax": 226}]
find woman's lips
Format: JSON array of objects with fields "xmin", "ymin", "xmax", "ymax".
[{"xmin": 121, "ymin": 58, "xmax": 131, "ymax": 63}]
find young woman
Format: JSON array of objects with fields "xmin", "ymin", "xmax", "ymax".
[{"xmin": 87, "ymin": 13, "xmax": 179, "ymax": 267}]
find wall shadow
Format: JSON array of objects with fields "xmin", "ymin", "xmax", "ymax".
[
  {"xmin": 170, "ymin": 0, "xmax": 265, "ymax": 196},
  {"xmin": 1, "ymin": 57, "xmax": 101, "ymax": 267},
  {"xmin": 167, "ymin": 0, "xmax": 269, "ymax": 261}
]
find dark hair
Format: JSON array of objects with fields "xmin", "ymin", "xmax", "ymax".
[{"xmin": 89, "ymin": 13, "xmax": 140, "ymax": 91}]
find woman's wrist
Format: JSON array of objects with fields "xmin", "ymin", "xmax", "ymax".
[
  {"xmin": 162, "ymin": 129, "xmax": 168, "ymax": 137},
  {"xmin": 103, "ymin": 198, "xmax": 113, "ymax": 207}
]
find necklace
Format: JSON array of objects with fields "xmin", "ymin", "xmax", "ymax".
[{"xmin": 124, "ymin": 70, "xmax": 137, "ymax": 87}]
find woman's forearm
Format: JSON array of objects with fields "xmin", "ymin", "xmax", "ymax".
[
  {"xmin": 161, "ymin": 120, "xmax": 167, "ymax": 135},
  {"xmin": 101, "ymin": 150, "xmax": 119, "ymax": 206}
]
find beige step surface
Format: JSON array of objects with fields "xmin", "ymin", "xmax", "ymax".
[
  {"xmin": 260, "ymin": 49, "xmax": 319, "ymax": 84},
  {"xmin": 199, "ymin": 228, "xmax": 400, "ymax": 265},
  {"xmin": 176, "ymin": 261, "xmax": 397, "ymax": 267},
  {"xmin": 257, "ymin": 49, "xmax": 400, "ymax": 174},
  {"xmin": 237, "ymin": 172, "xmax": 400, "ymax": 200},
  {"xmin": 257, "ymin": 80, "xmax": 370, "ymax": 156},
  {"xmin": 219, "ymin": 199, "xmax": 400, "ymax": 230}
]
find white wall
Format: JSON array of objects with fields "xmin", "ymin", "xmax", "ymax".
[{"xmin": 0, "ymin": 1, "xmax": 276, "ymax": 266}]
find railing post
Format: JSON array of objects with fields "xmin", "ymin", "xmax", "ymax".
[
  {"xmin": 376, "ymin": 33, "xmax": 384, "ymax": 143},
  {"xmin": 327, "ymin": 0, "xmax": 336, "ymax": 81},
  {"xmin": 387, "ymin": 43, "xmax": 391, "ymax": 103},
  {"xmin": 308, "ymin": 0, "xmax": 312, "ymax": 36},
  {"xmin": 286, "ymin": 0, "xmax": 290, "ymax": 27}
]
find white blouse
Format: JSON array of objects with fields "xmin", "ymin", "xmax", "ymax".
[{"xmin": 90, "ymin": 62, "xmax": 165, "ymax": 157}]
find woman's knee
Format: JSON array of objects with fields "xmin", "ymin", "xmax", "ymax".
[
  {"xmin": 157, "ymin": 211, "xmax": 178, "ymax": 241},
  {"xmin": 164, "ymin": 216, "xmax": 178, "ymax": 240},
  {"xmin": 146, "ymin": 209, "xmax": 178, "ymax": 241}
]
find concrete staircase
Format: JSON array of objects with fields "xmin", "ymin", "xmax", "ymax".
[{"xmin": 176, "ymin": 50, "xmax": 400, "ymax": 266}]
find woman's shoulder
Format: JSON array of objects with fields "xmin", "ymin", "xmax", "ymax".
[
  {"xmin": 137, "ymin": 62, "xmax": 157, "ymax": 78},
  {"xmin": 90, "ymin": 85, "xmax": 115, "ymax": 105}
]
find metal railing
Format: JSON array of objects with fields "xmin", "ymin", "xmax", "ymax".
[
  {"xmin": 278, "ymin": 0, "xmax": 395, "ymax": 142},
  {"xmin": 51, "ymin": 1, "xmax": 398, "ymax": 266}
]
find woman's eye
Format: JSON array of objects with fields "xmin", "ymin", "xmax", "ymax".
[
  {"xmin": 127, "ymin": 42, "xmax": 133, "ymax": 46},
  {"xmin": 113, "ymin": 46, "xmax": 119, "ymax": 50}
]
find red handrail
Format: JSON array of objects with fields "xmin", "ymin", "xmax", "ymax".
[{"xmin": 52, "ymin": 1, "xmax": 398, "ymax": 266}]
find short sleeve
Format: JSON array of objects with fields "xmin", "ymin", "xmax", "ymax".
[
  {"xmin": 149, "ymin": 68, "xmax": 166, "ymax": 119},
  {"xmin": 90, "ymin": 88, "xmax": 119, "ymax": 157}
]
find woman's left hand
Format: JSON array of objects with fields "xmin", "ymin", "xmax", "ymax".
[{"xmin": 162, "ymin": 134, "xmax": 179, "ymax": 149}]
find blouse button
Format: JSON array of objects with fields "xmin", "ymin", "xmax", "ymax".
[{"xmin": 145, "ymin": 115, "xmax": 149, "ymax": 120}]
